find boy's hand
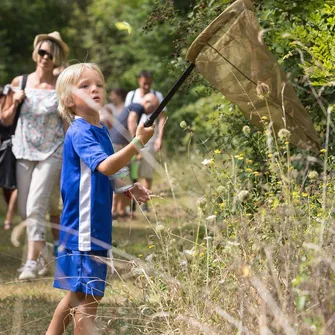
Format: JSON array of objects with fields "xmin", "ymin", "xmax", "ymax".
[
  {"xmin": 129, "ymin": 182, "xmax": 151, "ymax": 204},
  {"xmin": 136, "ymin": 123, "xmax": 155, "ymax": 146}
]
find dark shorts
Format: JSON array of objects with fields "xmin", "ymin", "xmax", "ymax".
[{"xmin": 53, "ymin": 248, "xmax": 108, "ymax": 297}]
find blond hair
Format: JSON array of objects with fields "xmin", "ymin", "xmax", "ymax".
[
  {"xmin": 32, "ymin": 39, "xmax": 66, "ymax": 67},
  {"xmin": 56, "ymin": 63, "xmax": 105, "ymax": 123}
]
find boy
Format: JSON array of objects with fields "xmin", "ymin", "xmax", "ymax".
[{"xmin": 46, "ymin": 63, "xmax": 154, "ymax": 335}]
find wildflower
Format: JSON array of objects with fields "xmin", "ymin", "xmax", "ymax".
[
  {"xmin": 148, "ymin": 244, "xmax": 155, "ymax": 249},
  {"xmin": 216, "ymin": 185, "xmax": 225, "ymax": 193},
  {"xmin": 203, "ymin": 236, "xmax": 213, "ymax": 241},
  {"xmin": 214, "ymin": 149, "xmax": 221, "ymax": 154},
  {"xmin": 268, "ymin": 153, "xmax": 273, "ymax": 158},
  {"xmin": 245, "ymin": 168, "xmax": 252, "ymax": 173},
  {"xmin": 278, "ymin": 128, "xmax": 291, "ymax": 141},
  {"xmin": 256, "ymin": 81, "xmax": 270, "ymax": 99},
  {"xmin": 236, "ymin": 190, "xmax": 250, "ymax": 202},
  {"xmin": 138, "ymin": 254, "xmax": 143, "ymax": 258},
  {"xmin": 320, "ymin": 149, "xmax": 327, "ymax": 153},
  {"xmin": 242, "ymin": 125, "xmax": 251, "ymax": 136},
  {"xmin": 201, "ymin": 158, "xmax": 214, "ymax": 166},
  {"xmin": 197, "ymin": 197, "xmax": 207, "ymax": 209},
  {"xmin": 155, "ymin": 224, "xmax": 165, "ymax": 232},
  {"xmin": 180, "ymin": 260, "xmax": 188, "ymax": 267},
  {"xmin": 183, "ymin": 249, "xmax": 196, "ymax": 261},
  {"xmin": 307, "ymin": 170, "xmax": 318, "ymax": 180},
  {"xmin": 180, "ymin": 120, "xmax": 187, "ymax": 129},
  {"xmin": 146, "ymin": 254, "xmax": 154, "ymax": 262},
  {"xmin": 261, "ymin": 116, "xmax": 268, "ymax": 120},
  {"xmin": 206, "ymin": 215, "xmax": 216, "ymax": 223}
]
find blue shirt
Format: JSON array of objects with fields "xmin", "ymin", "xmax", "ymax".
[
  {"xmin": 110, "ymin": 103, "xmax": 144, "ymax": 145},
  {"xmin": 60, "ymin": 118, "xmax": 114, "ymax": 251}
]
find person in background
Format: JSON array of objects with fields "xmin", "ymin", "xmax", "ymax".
[
  {"xmin": 109, "ymin": 92, "xmax": 159, "ymax": 219},
  {"xmin": 46, "ymin": 62, "xmax": 154, "ymax": 335},
  {"xmin": 99, "ymin": 88, "xmax": 127, "ymax": 133},
  {"xmin": 0, "ymin": 31, "xmax": 69, "ymax": 280},
  {"xmin": 125, "ymin": 70, "xmax": 166, "ymax": 212},
  {"xmin": 0, "ymin": 85, "xmax": 18, "ymax": 230}
]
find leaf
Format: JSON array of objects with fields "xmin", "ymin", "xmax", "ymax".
[{"xmin": 115, "ymin": 21, "xmax": 132, "ymax": 34}]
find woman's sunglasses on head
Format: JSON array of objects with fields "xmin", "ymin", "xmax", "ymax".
[{"xmin": 38, "ymin": 49, "xmax": 53, "ymax": 61}]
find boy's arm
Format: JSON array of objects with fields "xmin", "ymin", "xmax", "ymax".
[{"xmin": 96, "ymin": 123, "xmax": 154, "ymax": 176}]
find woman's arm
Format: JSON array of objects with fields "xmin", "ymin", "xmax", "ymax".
[{"xmin": 0, "ymin": 76, "xmax": 25, "ymax": 126}]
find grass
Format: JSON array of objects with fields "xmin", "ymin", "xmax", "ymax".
[{"xmin": 0, "ymin": 164, "xmax": 202, "ymax": 334}]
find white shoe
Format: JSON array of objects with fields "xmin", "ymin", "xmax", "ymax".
[
  {"xmin": 38, "ymin": 242, "xmax": 54, "ymax": 276},
  {"xmin": 18, "ymin": 261, "xmax": 38, "ymax": 280}
]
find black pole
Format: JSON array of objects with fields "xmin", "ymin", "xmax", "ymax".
[{"xmin": 144, "ymin": 63, "xmax": 195, "ymax": 127}]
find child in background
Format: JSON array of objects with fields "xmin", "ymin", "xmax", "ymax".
[{"xmin": 46, "ymin": 63, "xmax": 154, "ymax": 335}]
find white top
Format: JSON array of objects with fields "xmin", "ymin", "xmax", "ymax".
[
  {"xmin": 125, "ymin": 88, "xmax": 165, "ymax": 144},
  {"xmin": 10, "ymin": 87, "xmax": 63, "ymax": 161}
]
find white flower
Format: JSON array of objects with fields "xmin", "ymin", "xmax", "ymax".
[
  {"xmin": 180, "ymin": 260, "xmax": 188, "ymax": 267},
  {"xmin": 307, "ymin": 170, "xmax": 318, "ymax": 180},
  {"xmin": 242, "ymin": 125, "xmax": 251, "ymax": 136},
  {"xmin": 236, "ymin": 190, "xmax": 250, "ymax": 202},
  {"xmin": 278, "ymin": 128, "xmax": 291, "ymax": 140},
  {"xmin": 197, "ymin": 197, "xmax": 207, "ymax": 209},
  {"xmin": 206, "ymin": 215, "xmax": 216, "ymax": 223},
  {"xmin": 155, "ymin": 224, "xmax": 165, "ymax": 232},
  {"xmin": 203, "ymin": 236, "xmax": 213, "ymax": 240},
  {"xmin": 216, "ymin": 185, "xmax": 225, "ymax": 193},
  {"xmin": 201, "ymin": 158, "xmax": 214, "ymax": 166},
  {"xmin": 146, "ymin": 254, "xmax": 154, "ymax": 262},
  {"xmin": 183, "ymin": 249, "xmax": 196, "ymax": 261}
]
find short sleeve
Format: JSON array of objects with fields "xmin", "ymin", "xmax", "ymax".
[
  {"xmin": 125, "ymin": 91, "xmax": 134, "ymax": 107},
  {"xmin": 128, "ymin": 103, "xmax": 144, "ymax": 117},
  {"xmin": 71, "ymin": 128, "xmax": 108, "ymax": 171}
]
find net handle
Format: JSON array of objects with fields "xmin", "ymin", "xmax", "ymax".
[{"xmin": 144, "ymin": 63, "xmax": 195, "ymax": 127}]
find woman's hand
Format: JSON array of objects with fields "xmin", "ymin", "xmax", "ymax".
[
  {"xmin": 128, "ymin": 182, "xmax": 151, "ymax": 204},
  {"xmin": 135, "ymin": 122, "xmax": 155, "ymax": 146}
]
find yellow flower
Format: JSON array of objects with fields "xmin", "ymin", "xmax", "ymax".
[
  {"xmin": 148, "ymin": 245, "xmax": 155, "ymax": 249},
  {"xmin": 261, "ymin": 116, "xmax": 268, "ymax": 120},
  {"xmin": 138, "ymin": 254, "xmax": 143, "ymax": 258},
  {"xmin": 247, "ymin": 160, "xmax": 253, "ymax": 164},
  {"xmin": 253, "ymin": 171, "xmax": 260, "ymax": 176},
  {"xmin": 320, "ymin": 149, "xmax": 327, "ymax": 153},
  {"xmin": 245, "ymin": 168, "xmax": 253, "ymax": 173},
  {"xmin": 302, "ymin": 193, "xmax": 308, "ymax": 197},
  {"xmin": 214, "ymin": 149, "xmax": 221, "ymax": 154},
  {"xmin": 268, "ymin": 153, "xmax": 273, "ymax": 158}
]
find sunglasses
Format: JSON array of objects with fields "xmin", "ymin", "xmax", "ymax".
[{"xmin": 38, "ymin": 49, "xmax": 53, "ymax": 61}]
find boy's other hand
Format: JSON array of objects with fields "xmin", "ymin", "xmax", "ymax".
[
  {"xmin": 136, "ymin": 123, "xmax": 155, "ymax": 146},
  {"xmin": 129, "ymin": 182, "xmax": 151, "ymax": 204}
]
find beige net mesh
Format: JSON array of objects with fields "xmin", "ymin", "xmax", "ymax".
[{"xmin": 186, "ymin": 0, "xmax": 320, "ymax": 152}]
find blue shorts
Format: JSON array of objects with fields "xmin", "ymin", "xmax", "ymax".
[{"xmin": 53, "ymin": 248, "xmax": 108, "ymax": 297}]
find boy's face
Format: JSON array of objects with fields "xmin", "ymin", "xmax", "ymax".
[{"xmin": 71, "ymin": 68, "xmax": 105, "ymax": 116}]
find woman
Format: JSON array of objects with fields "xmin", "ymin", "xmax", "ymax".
[{"xmin": 0, "ymin": 31, "xmax": 69, "ymax": 280}]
